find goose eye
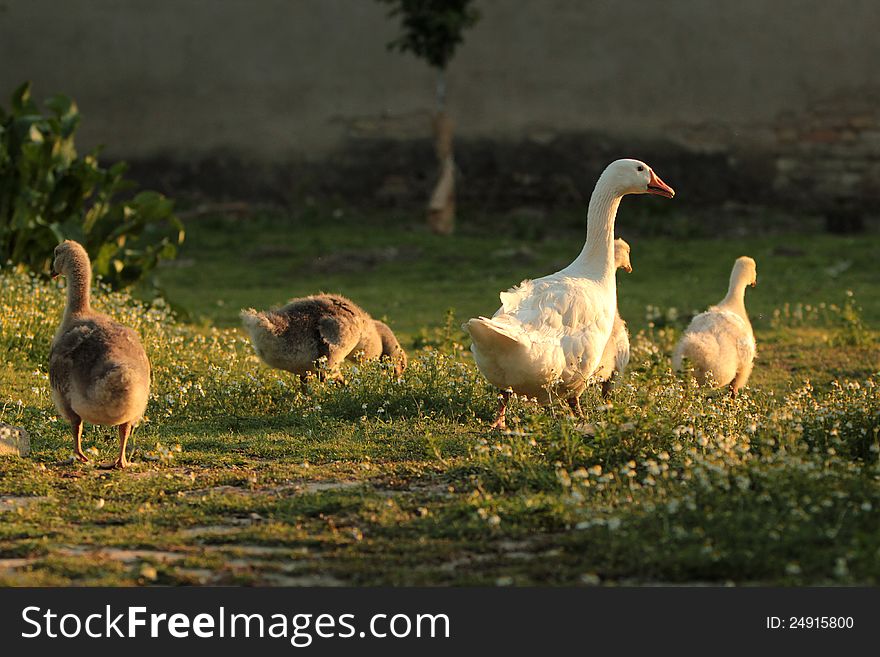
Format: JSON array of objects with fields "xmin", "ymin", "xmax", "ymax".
[{"xmin": 637, "ymin": 165, "xmax": 644, "ymax": 172}]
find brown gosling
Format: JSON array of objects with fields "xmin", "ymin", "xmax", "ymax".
[
  {"xmin": 240, "ymin": 294, "xmax": 407, "ymax": 387},
  {"xmin": 49, "ymin": 241, "xmax": 151, "ymax": 468}
]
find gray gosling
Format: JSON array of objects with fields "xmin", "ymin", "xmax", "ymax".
[
  {"xmin": 240, "ymin": 294, "xmax": 407, "ymax": 386},
  {"xmin": 49, "ymin": 241, "xmax": 151, "ymax": 468}
]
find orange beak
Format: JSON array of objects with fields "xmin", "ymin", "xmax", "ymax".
[
  {"xmin": 647, "ymin": 170, "xmax": 675, "ymax": 198},
  {"xmin": 623, "ymin": 263, "xmax": 633, "ymax": 273}
]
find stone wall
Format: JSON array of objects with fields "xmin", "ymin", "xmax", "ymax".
[
  {"xmin": 772, "ymin": 91, "xmax": 880, "ymax": 210},
  {"xmin": 128, "ymin": 92, "xmax": 880, "ymax": 217}
]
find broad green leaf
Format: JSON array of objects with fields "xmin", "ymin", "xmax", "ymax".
[{"xmin": 1, "ymin": 81, "xmax": 184, "ymax": 288}]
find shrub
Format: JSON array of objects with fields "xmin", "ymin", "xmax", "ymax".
[{"xmin": 0, "ymin": 82, "xmax": 183, "ymax": 288}]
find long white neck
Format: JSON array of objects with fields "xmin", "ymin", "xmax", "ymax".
[
  {"xmin": 717, "ymin": 271, "xmax": 748, "ymax": 319},
  {"xmin": 564, "ymin": 175, "xmax": 621, "ymax": 281},
  {"xmin": 63, "ymin": 254, "xmax": 92, "ymax": 320}
]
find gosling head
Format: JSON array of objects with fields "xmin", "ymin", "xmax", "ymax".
[
  {"xmin": 601, "ymin": 159, "xmax": 675, "ymax": 199},
  {"xmin": 51, "ymin": 240, "xmax": 90, "ymax": 279},
  {"xmin": 614, "ymin": 238, "xmax": 632, "ymax": 273},
  {"xmin": 733, "ymin": 256, "xmax": 758, "ymax": 288},
  {"xmin": 374, "ymin": 320, "xmax": 407, "ymax": 377}
]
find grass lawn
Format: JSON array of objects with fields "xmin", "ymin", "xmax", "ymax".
[{"xmin": 1, "ymin": 207, "xmax": 878, "ymax": 586}]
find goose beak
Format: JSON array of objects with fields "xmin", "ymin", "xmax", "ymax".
[
  {"xmin": 623, "ymin": 264, "xmax": 633, "ymax": 273},
  {"xmin": 751, "ymin": 278, "xmax": 757, "ymax": 287},
  {"xmin": 647, "ymin": 170, "xmax": 675, "ymax": 198},
  {"xmin": 50, "ymin": 268, "xmax": 60, "ymax": 279}
]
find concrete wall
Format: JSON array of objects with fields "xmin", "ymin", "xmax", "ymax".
[{"xmin": 2, "ymin": 0, "xmax": 880, "ymax": 208}]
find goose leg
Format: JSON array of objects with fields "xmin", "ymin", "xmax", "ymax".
[
  {"xmin": 600, "ymin": 378, "xmax": 613, "ymax": 400},
  {"xmin": 489, "ymin": 390, "xmax": 510, "ymax": 431},
  {"xmin": 298, "ymin": 373, "xmax": 309, "ymax": 395},
  {"xmin": 71, "ymin": 417, "xmax": 88, "ymax": 463},
  {"xmin": 567, "ymin": 395, "xmax": 584, "ymax": 417}
]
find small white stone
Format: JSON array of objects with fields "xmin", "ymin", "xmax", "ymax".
[{"xmin": 0, "ymin": 423, "xmax": 30, "ymax": 457}]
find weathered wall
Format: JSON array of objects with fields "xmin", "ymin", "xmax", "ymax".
[{"xmin": 2, "ymin": 0, "xmax": 879, "ymax": 209}]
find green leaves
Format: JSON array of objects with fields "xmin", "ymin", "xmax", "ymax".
[
  {"xmin": 0, "ymin": 81, "xmax": 184, "ymax": 289},
  {"xmin": 378, "ymin": 0, "xmax": 480, "ymax": 70}
]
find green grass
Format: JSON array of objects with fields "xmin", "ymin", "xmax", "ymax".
[
  {"xmin": 155, "ymin": 208, "xmax": 880, "ymax": 331},
  {"xmin": 1, "ymin": 208, "xmax": 878, "ymax": 586}
]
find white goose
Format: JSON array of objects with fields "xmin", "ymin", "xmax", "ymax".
[
  {"xmin": 673, "ymin": 256, "xmax": 757, "ymax": 396},
  {"xmin": 464, "ymin": 159, "xmax": 674, "ymax": 429}
]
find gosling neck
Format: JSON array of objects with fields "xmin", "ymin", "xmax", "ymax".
[
  {"xmin": 565, "ymin": 180, "xmax": 621, "ymax": 281},
  {"xmin": 718, "ymin": 273, "xmax": 749, "ymax": 319},
  {"xmin": 374, "ymin": 321, "xmax": 400, "ymax": 358},
  {"xmin": 63, "ymin": 256, "xmax": 92, "ymax": 318}
]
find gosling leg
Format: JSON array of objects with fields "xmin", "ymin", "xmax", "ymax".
[
  {"xmin": 107, "ymin": 423, "xmax": 132, "ymax": 469},
  {"xmin": 489, "ymin": 390, "xmax": 511, "ymax": 431},
  {"xmin": 730, "ymin": 361, "xmax": 753, "ymax": 399},
  {"xmin": 71, "ymin": 417, "xmax": 88, "ymax": 463}
]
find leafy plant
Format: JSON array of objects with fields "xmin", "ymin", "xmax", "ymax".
[
  {"xmin": 379, "ymin": 0, "xmax": 481, "ymax": 72},
  {"xmin": 0, "ymin": 82, "xmax": 183, "ymax": 288}
]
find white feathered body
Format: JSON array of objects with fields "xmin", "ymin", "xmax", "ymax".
[
  {"xmin": 673, "ymin": 306, "xmax": 755, "ymax": 388},
  {"xmin": 466, "ymin": 273, "xmax": 616, "ymax": 403}
]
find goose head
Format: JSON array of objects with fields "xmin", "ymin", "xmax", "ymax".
[
  {"xmin": 51, "ymin": 240, "xmax": 89, "ymax": 279},
  {"xmin": 601, "ymin": 159, "xmax": 675, "ymax": 199},
  {"xmin": 613, "ymin": 238, "xmax": 632, "ymax": 273},
  {"xmin": 374, "ymin": 320, "xmax": 408, "ymax": 377},
  {"xmin": 733, "ymin": 256, "xmax": 758, "ymax": 288}
]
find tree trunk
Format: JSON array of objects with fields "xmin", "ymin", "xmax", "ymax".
[{"xmin": 427, "ymin": 107, "xmax": 455, "ymax": 235}]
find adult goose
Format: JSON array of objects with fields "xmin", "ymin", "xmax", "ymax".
[
  {"xmin": 49, "ymin": 241, "xmax": 151, "ymax": 468},
  {"xmin": 464, "ymin": 159, "xmax": 674, "ymax": 429},
  {"xmin": 673, "ymin": 256, "xmax": 757, "ymax": 396}
]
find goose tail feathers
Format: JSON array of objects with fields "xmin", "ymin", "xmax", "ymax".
[{"xmin": 463, "ymin": 317, "xmax": 525, "ymax": 352}]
